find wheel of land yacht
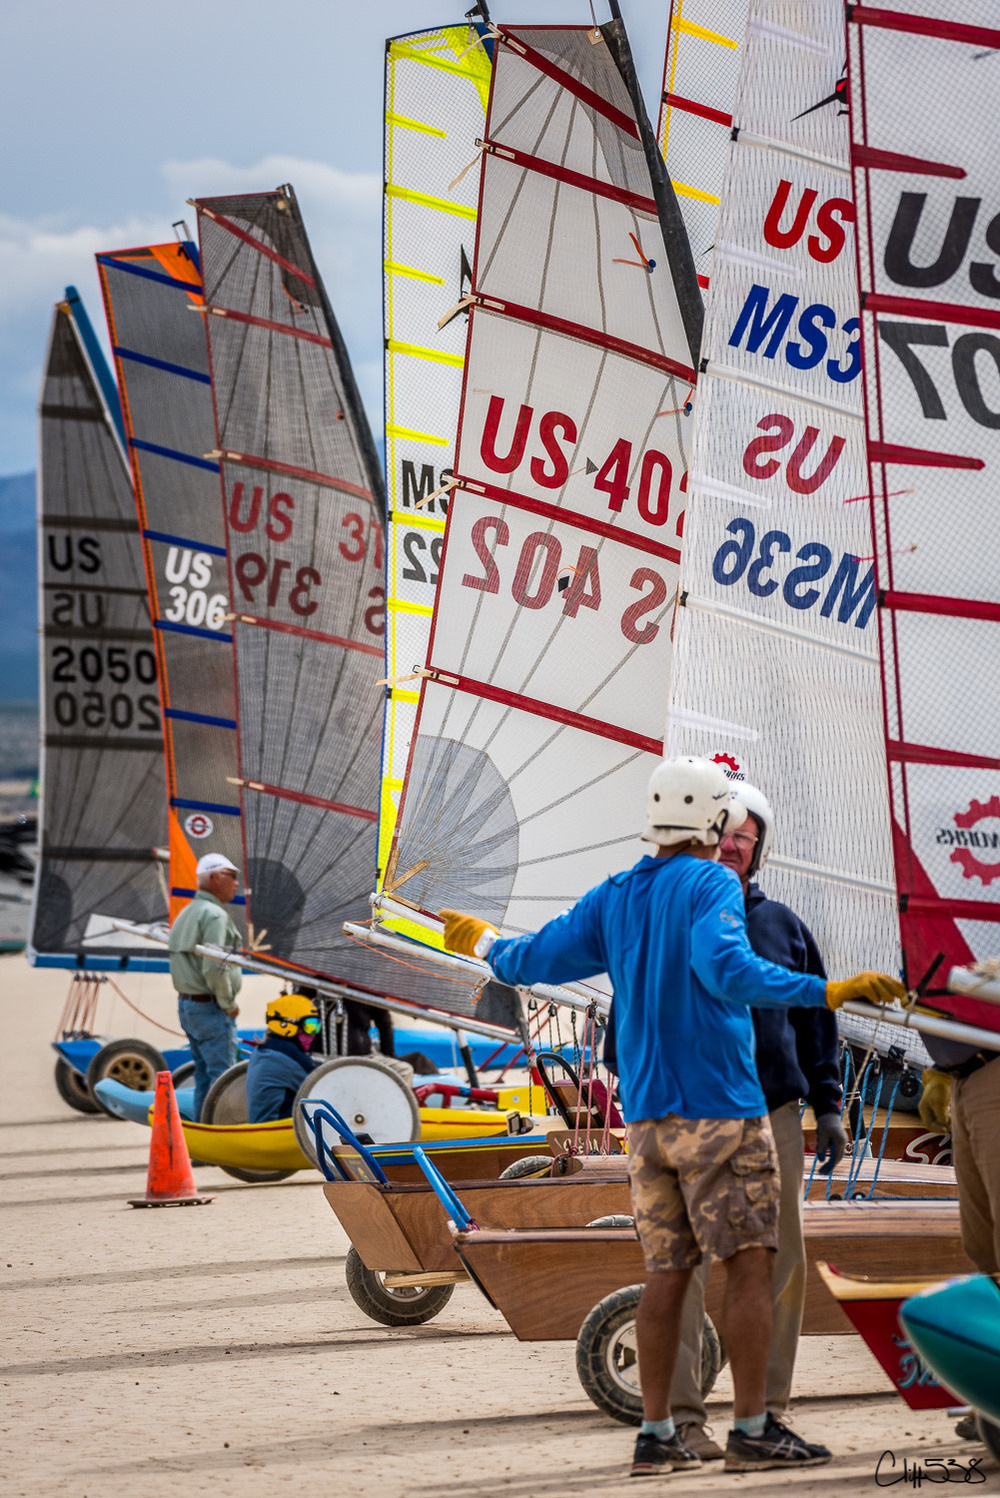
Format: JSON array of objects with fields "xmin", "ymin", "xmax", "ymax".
[
  {"xmin": 978, "ymin": 1416, "xmax": 1000, "ymax": 1465},
  {"xmin": 576, "ymin": 1286, "xmax": 725, "ymax": 1424},
  {"xmin": 498, "ymin": 1155, "xmax": 555, "ymax": 1180},
  {"xmin": 201, "ymin": 1061, "xmax": 298, "ymax": 1183},
  {"xmin": 86, "ymin": 1038, "xmax": 167, "ymax": 1117},
  {"xmin": 344, "ymin": 1246, "xmax": 455, "ymax": 1326},
  {"xmin": 292, "ymin": 1057, "xmax": 420, "ymax": 1165},
  {"xmin": 54, "ymin": 1057, "xmax": 101, "ymax": 1114}
]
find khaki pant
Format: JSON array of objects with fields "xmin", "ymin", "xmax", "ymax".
[
  {"xmin": 670, "ymin": 1099, "xmax": 805, "ymax": 1423},
  {"xmin": 952, "ymin": 1054, "xmax": 1000, "ymax": 1274}
]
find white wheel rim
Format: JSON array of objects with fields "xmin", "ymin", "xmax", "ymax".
[{"xmin": 605, "ymin": 1319, "xmax": 641, "ymax": 1395}]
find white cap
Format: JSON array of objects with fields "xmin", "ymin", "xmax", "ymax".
[{"xmin": 196, "ymin": 852, "xmax": 240, "ymax": 878}]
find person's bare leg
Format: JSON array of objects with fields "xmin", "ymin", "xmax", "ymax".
[
  {"xmin": 722, "ymin": 1246, "xmax": 775, "ymax": 1419},
  {"xmin": 635, "ymin": 1266, "xmax": 694, "ymax": 1421}
]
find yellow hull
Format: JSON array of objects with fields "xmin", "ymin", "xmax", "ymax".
[{"xmin": 176, "ymin": 1107, "xmax": 513, "ymax": 1172}]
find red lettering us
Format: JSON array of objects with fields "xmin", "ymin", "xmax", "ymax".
[
  {"xmin": 762, "ymin": 179, "xmax": 856, "ymax": 264},
  {"xmin": 742, "ymin": 413, "xmax": 847, "ymax": 495},
  {"xmin": 228, "ymin": 483, "xmax": 296, "ymax": 540}
]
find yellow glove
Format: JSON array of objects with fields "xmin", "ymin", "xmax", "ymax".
[
  {"xmin": 826, "ymin": 971, "xmax": 907, "ymax": 1011},
  {"xmin": 918, "ymin": 1068, "xmax": 953, "ymax": 1132},
  {"xmin": 439, "ymin": 909, "xmax": 499, "ymax": 959}
]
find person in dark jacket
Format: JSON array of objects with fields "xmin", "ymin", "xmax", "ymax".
[
  {"xmin": 603, "ymin": 779, "xmax": 847, "ymax": 1461},
  {"xmin": 246, "ymin": 993, "xmax": 322, "ymax": 1123}
]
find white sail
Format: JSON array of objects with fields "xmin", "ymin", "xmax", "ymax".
[
  {"xmin": 658, "ymin": 0, "xmax": 751, "ymax": 285},
  {"xmin": 664, "ymin": 0, "xmax": 897, "ymax": 981},
  {"xmin": 380, "ymin": 19, "xmax": 702, "ymax": 971},
  {"xmin": 381, "ymin": 21, "xmax": 491, "ymax": 887},
  {"xmin": 847, "ymin": 3, "xmax": 1000, "ymax": 1033}
]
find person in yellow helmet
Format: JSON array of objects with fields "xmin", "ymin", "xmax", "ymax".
[{"xmin": 245, "ymin": 993, "xmax": 323, "ymax": 1123}]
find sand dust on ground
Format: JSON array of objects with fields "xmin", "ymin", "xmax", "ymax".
[{"xmin": 2, "ymin": 956, "xmax": 996, "ymax": 1496}]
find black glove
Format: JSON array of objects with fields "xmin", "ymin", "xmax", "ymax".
[{"xmin": 814, "ymin": 1110, "xmax": 848, "ymax": 1176}]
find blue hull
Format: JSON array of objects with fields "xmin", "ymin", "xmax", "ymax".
[{"xmin": 900, "ymin": 1276, "xmax": 1000, "ymax": 1424}]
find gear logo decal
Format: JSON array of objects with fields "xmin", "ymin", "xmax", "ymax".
[
  {"xmin": 711, "ymin": 752, "xmax": 744, "ymax": 781},
  {"xmin": 940, "ymin": 796, "xmax": 1000, "ymax": 885}
]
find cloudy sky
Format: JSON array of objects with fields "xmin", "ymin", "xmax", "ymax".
[{"xmin": 1, "ymin": 0, "xmax": 667, "ymax": 477}]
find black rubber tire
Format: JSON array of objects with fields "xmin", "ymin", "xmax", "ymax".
[
  {"xmin": 577, "ymin": 1284, "xmax": 644, "ymax": 1424},
  {"xmin": 576, "ymin": 1285, "xmax": 725, "ymax": 1424},
  {"xmin": 201, "ymin": 1060, "xmax": 298, "ymax": 1183},
  {"xmin": 86, "ymin": 1038, "xmax": 168, "ymax": 1118},
  {"xmin": 171, "ymin": 1061, "xmax": 196, "ymax": 1088},
  {"xmin": 345, "ymin": 1246, "xmax": 455, "ymax": 1326},
  {"xmin": 54, "ymin": 1057, "xmax": 101, "ymax": 1115},
  {"xmin": 978, "ymin": 1416, "xmax": 1000, "ymax": 1465},
  {"xmin": 498, "ymin": 1155, "xmax": 555, "ymax": 1180}
]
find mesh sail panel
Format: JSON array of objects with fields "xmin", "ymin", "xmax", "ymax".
[
  {"xmin": 664, "ymin": 0, "xmax": 897, "ymax": 982},
  {"xmin": 387, "ymin": 24, "xmax": 701, "ymax": 965},
  {"xmin": 658, "ymin": 0, "xmax": 751, "ymax": 287},
  {"xmin": 848, "ymin": 2, "xmax": 1000, "ymax": 1031},
  {"xmin": 195, "ymin": 186, "xmax": 496, "ymax": 1021},
  {"xmin": 98, "ymin": 242, "xmax": 244, "ymax": 931},
  {"xmin": 30, "ymin": 303, "xmax": 167, "ymax": 958},
  {"xmin": 382, "ymin": 25, "xmax": 491, "ymax": 876}
]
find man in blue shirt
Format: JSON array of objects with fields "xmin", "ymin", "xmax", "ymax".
[{"xmin": 441, "ymin": 756, "xmax": 903, "ymax": 1478}]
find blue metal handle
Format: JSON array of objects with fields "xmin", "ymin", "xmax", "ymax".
[
  {"xmin": 300, "ymin": 1099, "xmax": 389, "ymax": 1185},
  {"xmin": 412, "ymin": 1145, "xmax": 473, "ymax": 1230}
]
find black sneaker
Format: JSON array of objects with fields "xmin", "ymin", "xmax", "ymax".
[
  {"xmin": 768, "ymin": 1413, "xmax": 831, "ymax": 1460},
  {"xmin": 725, "ymin": 1413, "xmax": 831, "ymax": 1471},
  {"xmin": 955, "ymin": 1414, "xmax": 980, "ymax": 1441},
  {"xmin": 630, "ymin": 1431, "xmax": 702, "ymax": 1477}
]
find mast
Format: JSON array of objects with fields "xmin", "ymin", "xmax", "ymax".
[
  {"xmin": 663, "ymin": 0, "xmax": 897, "ymax": 983},
  {"xmin": 97, "ymin": 239, "xmax": 245, "ymax": 932},
  {"xmin": 193, "ymin": 185, "xmax": 512, "ymax": 1028},
  {"xmin": 29, "ymin": 295, "xmax": 168, "ymax": 967},
  {"xmin": 378, "ymin": 18, "xmax": 699, "ymax": 965},
  {"xmin": 847, "ymin": 5, "xmax": 1000, "ymax": 1034}
]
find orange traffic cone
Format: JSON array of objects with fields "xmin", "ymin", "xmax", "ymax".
[{"xmin": 128, "ymin": 1071, "xmax": 213, "ymax": 1208}]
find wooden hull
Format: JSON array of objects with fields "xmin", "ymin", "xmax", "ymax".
[
  {"xmin": 323, "ymin": 1176, "xmax": 632, "ymax": 1274},
  {"xmin": 454, "ymin": 1201, "xmax": 973, "ymax": 1341}
]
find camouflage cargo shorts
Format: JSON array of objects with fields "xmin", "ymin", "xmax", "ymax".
[{"xmin": 626, "ymin": 1113, "xmax": 779, "ymax": 1271}]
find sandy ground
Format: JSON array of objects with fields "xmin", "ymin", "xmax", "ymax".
[{"xmin": 2, "ymin": 954, "xmax": 996, "ymax": 1497}]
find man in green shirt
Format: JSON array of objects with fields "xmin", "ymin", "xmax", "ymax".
[{"xmin": 169, "ymin": 853, "xmax": 243, "ymax": 1120}]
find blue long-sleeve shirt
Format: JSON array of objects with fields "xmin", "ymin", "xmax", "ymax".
[
  {"xmin": 245, "ymin": 1033, "xmax": 318, "ymax": 1123},
  {"xmin": 489, "ymin": 853, "xmax": 827, "ymax": 1122}
]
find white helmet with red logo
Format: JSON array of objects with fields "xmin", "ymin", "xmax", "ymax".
[
  {"xmin": 643, "ymin": 756, "xmax": 748, "ymax": 849},
  {"xmin": 732, "ymin": 781, "xmax": 775, "ymax": 876}
]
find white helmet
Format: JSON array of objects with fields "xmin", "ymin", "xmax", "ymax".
[
  {"xmin": 732, "ymin": 782, "xmax": 775, "ymax": 876},
  {"xmin": 643, "ymin": 756, "xmax": 748, "ymax": 849}
]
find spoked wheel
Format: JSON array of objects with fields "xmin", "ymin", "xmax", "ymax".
[
  {"xmin": 498, "ymin": 1155, "xmax": 555, "ymax": 1180},
  {"xmin": 576, "ymin": 1285, "xmax": 726, "ymax": 1424},
  {"xmin": 345, "ymin": 1246, "xmax": 455, "ymax": 1327},
  {"xmin": 86, "ymin": 1039, "xmax": 167, "ymax": 1118},
  {"xmin": 978, "ymin": 1415, "xmax": 1000, "ymax": 1465},
  {"xmin": 201, "ymin": 1061, "xmax": 298, "ymax": 1183},
  {"xmin": 54, "ymin": 1057, "xmax": 101, "ymax": 1115}
]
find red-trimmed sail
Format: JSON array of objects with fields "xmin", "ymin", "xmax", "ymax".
[
  {"xmin": 848, "ymin": 3, "xmax": 1000, "ymax": 1030},
  {"xmin": 384, "ymin": 19, "xmax": 702, "ymax": 948},
  {"xmin": 194, "ymin": 185, "xmax": 502, "ymax": 1023}
]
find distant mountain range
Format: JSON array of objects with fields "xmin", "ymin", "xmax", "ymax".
[{"xmin": 0, "ymin": 473, "xmax": 37, "ymax": 700}]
